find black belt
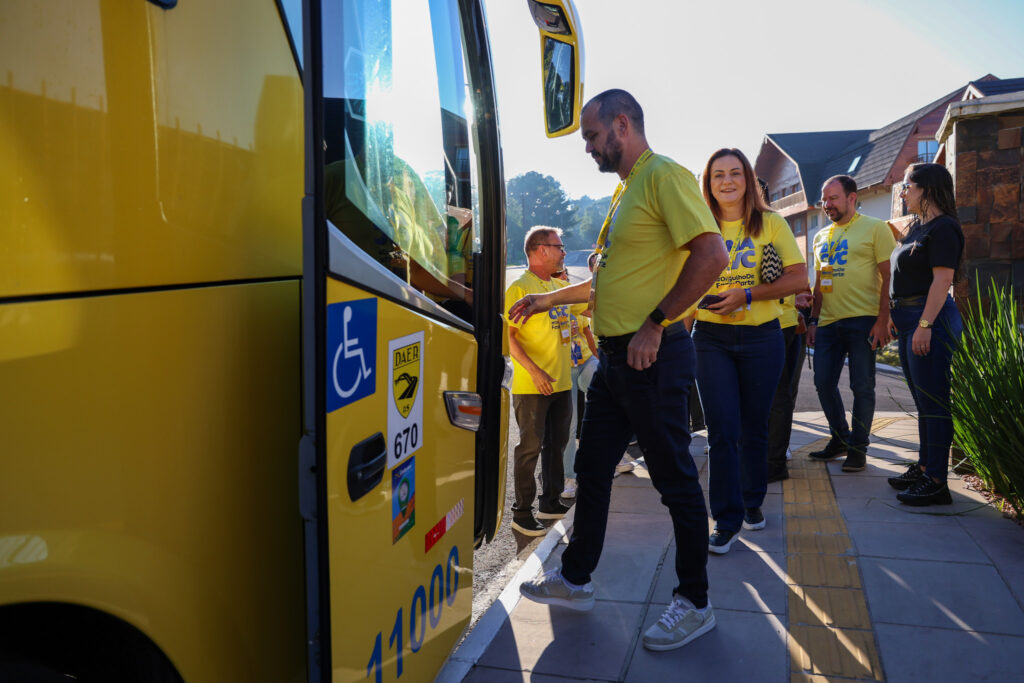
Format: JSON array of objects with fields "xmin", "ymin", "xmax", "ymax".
[
  {"xmin": 890, "ymin": 295, "xmax": 927, "ymax": 309},
  {"xmin": 598, "ymin": 320, "xmax": 688, "ymax": 354}
]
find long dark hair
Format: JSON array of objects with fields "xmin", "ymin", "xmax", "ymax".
[
  {"xmin": 906, "ymin": 163, "xmax": 959, "ymax": 228},
  {"xmin": 701, "ymin": 148, "xmax": 771, "ymax": 238}
]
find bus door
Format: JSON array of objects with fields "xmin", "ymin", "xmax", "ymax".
[{"xmin": 300, "ymin": 1, "xmax": 501, "ymax": 680}]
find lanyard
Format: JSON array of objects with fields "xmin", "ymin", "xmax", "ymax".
[
  {"xmin": 594, "ymin": 149, "xmax": 654, "ymax": 253},
  {"xmin": 825, "ymin": 213, "xmax": 858, "ymax": 264}
]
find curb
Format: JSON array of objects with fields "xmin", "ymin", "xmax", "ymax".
[{"xmin": 436, "ymin": 507, "xmax": 576, "ymax": 682}]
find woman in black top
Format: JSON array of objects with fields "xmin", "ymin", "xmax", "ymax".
[{"xmin": 887, "ymin": 163, "xmax": 965, "ymax": 506}]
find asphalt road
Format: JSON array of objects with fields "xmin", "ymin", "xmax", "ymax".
[{"xmin": 470, "ymin": 268, "xmax": 914, "ymax": 625}]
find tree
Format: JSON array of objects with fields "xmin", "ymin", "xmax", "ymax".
[{"xmin": 505, "ymin": 172, "xmax": 579, "ymax": 256}]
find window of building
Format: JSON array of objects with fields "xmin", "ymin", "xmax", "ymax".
[
  {"xmin": 789, "ymin": 215, "xmax": 805, "ymax": 236},
  {"xmin": 917, "ymin": 139, "xmax": 938, "ymax": 163},
  {"xmin": 847, "ymin": 156, "xmax": 861, "ymax": 174}
]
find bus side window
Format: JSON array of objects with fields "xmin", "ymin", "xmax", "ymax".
[{"xmin": 322, "ymin": 0, "xmax": 478, "ymax": 323}]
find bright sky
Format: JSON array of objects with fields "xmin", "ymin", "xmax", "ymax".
[{"xmin": 486, "ymin": 0, "xmax": 1024, "ymax": 200}]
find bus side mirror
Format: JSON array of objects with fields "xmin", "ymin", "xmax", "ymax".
[{"xmin": 526, "ymin": 0, "xmax": 584, "ymax": 138}]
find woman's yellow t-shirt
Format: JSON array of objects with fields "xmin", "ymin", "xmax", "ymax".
[{"xmin": 695, "ymin": 212, "xmax": 804, "ymax": 326}]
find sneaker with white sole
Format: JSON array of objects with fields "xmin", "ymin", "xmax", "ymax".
[
  {"xmin": 642, "ymin": 595, "xmax": 716, "ymax": 651},
  {"xmin": 615, "ymin": 454, "xmax": 636, "ymax": 474},
  {"xmin": 742, "ymin": 507, "xmax": 765, "ymax": 530},
  {"xmin": 519, "ymin": 568, "xmax": 595, "ymax": 611},
  {"xmin": 708, "ymin": 528, "xmax": 738, "ymax": 554},
  {"xmin": 561, "ymin": 477, "xmax": 577, "ymax": 498},
  {"xmin": 537, "ymin": 502, "xmax": 571, "ymax": 519},
  {"xmin": 510, "ymin": 516, "xmax": 547, "ymax": 536}
]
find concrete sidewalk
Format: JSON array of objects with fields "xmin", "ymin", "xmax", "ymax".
[{"xmin": 445, "ymin": 411, "xmax": 1024, "ymax": 682}]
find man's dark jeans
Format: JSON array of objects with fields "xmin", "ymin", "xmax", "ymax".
[
  {"xmin": 813, "ymin": 315, "xmax": 877, "ymax": 448},
  {"xmin": 512, "ymin": 391, "xmax": 570, "ymax": 520},
  {"xmin": 694, "ymin": 320, "xmax": 785, "ymax": 533},
  {"xmin": 892, "ymin": 296, "xmax": 962, "ymax": 482},
  {"xmin": 561, "ymin": 332, "xmax": 709, "ymax": 608},
  {"xmin": 767, "ymin": 325, "xmax": 806, "ymax": 470}
]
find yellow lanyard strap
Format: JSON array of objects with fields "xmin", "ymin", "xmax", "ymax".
[
  {"xmin": 825, "ymin": 213, "xmax": 858, "ymax": 264},
  {"xmin": 595, "ymin": 148, "xmax": 654, "ymax": 253}
]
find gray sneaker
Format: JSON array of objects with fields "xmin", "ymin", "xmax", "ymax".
[
  {"xmin": 519, "ymin": 568, "xmax": 595, "ymax": 611},
  {"xmin": 642, "ymin": 595, "xmax": 716, "ymax": 651}
]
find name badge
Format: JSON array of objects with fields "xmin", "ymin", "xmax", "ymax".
[{"xmin": 821, "ymin": 265, "xmax": 834, "ymax": 293}]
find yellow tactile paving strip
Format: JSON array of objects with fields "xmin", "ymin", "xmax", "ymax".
[{"xmin": 783, "ymin": 417, "xmax": 903, "ymax": 682}]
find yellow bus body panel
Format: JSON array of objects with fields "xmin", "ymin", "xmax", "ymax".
[
  {"xmin": 0, "ymin": 0, "xmax": 302, "ymax": 299},
  {"xmin": 325, "ymin": 279, "xmax": 475, "ymax": 683},
  {"xmin": 0, "ymin": 283, "xmax": 306, "ymax": 682}
]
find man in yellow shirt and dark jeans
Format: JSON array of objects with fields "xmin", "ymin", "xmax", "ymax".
[
  {"xmin": 509, "ymin": 90, "xmax": 727, "ymax": 652},
  {"xmin": 505, "ymin": 227, "xmax": 574, "ymax": 536},
  {"xmin": 807, "ymin": 175, "xmax": 896, "ymax": 472}
]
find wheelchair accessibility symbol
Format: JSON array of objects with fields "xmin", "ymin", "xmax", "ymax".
[{"xmin": 326, "ymin": 298, "xmax": 377, "ymax": 412}]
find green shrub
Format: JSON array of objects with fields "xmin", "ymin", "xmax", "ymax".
[{"xmin": 951, "ymin": 281, "xmax": 1024, "ymax": 516}]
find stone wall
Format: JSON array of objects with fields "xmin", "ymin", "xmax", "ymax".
[{"xmin": 950, "ymin": 111, "xmax": 1024, "ymax": 303}]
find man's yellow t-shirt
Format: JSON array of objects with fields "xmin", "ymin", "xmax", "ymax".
[
  {"xmin": 505, "ymin": 271, "xmax": 572, "ymax": 394},
  {"xmin": 593, "ymin": 155, "xmax": 720, "ymax": 337},
  {"xmin": 695, "ymin": 212, "xmax": 804, "ymax": 326},
  {"xmin": 779, "ymin": 295, "xmax": 799, "ymax": 329},
  {"xmin": 812, "ymin": 213, "xmax": 896, "ymax": 326}
]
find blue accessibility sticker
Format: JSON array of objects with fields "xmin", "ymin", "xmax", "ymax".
[{"xmin": 326, "ymin": 298, "xmax": 377, "ymax": 412}]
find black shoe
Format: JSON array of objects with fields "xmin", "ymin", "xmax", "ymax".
[
  {"xmin": 841, "ymin": 445, "xmax": 867, "ymax": 472},
  {"xmin": 708, "ymin": 528, "xmax": 738, "ymax": 554},
  {"xmin": 537, "ymin": 502, "xmax": 572, "ymax": 520},
  {"xmin": 766, "ymin": 464, "xmax": 789, "ymax": 483},
  {"xmin": 511, "ymin": 516, "xmax": 548, "ymax": 536},
  {"xmin": 888, "ymin": 463, "xmax": 923, "ymax": 490},
  {"xmin": 897, "ymin": 477, "xmax": 953, "ymax": 506},
  {"xmin": 742, "ymin": 508, "xmax": 765, "ymax": 530},
  {"xmin": 809, "ymin": 438, "xmax": 847, "ymax": 461}
]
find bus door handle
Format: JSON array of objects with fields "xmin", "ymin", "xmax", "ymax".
[{"xmin": 347, "ymin": 432, "xmax": 387, "ymax": 502}]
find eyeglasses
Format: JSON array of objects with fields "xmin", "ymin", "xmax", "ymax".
[
  {"xmin": 537, "ymin": 243, "xmax": 566, "ymax": 251},
  {"xmin": 899, "ymin": 182, "xmax": 915, "ymax": 194}
]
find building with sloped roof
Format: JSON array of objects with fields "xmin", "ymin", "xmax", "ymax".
[{"xmin": 753, "ymin": 74, "xmax": 1017, "ymax": 265}]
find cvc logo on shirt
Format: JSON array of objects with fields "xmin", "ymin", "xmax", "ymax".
[
  {"xmin": 820, "ymin": 239, "xmax": 849, "ymax": 266},
  {"xmin": 725, "ymin": 237, "xmax": 757, "ymax": 270}
]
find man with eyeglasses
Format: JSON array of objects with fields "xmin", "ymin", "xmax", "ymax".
[
  {"xmin": 806, "ymin": 175, "xmax": 896, "ymax": 472},
  {"xmin": 504, "ymin": 226, "xmax": 576, "ymax": 535}
]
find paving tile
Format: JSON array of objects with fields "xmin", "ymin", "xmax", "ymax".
[
  {"xmin": 588, "ymin": 543, "xmax": 665, "ymax": 603},
  {"xmin": 625, "ymin": 608, "xmax": 788, "ymax": 683},
  {"xmin": 825, "ymin": 456, "xmax": 907, "ymax": 478},
  {"xmin": 787, "ymin": 533, "xmax": 853, "ymax": 555},
  {"xmin": 609, "ymin": 484, "xmax": 668, "ymax": 515},
  {"xmin": 845, "ymin": 520, "xmax": 989, "ymax": 563},
  {"xmin": 786, "ymin": 555, "xmax": 862, "ymax": 589},
  {"xmin": 837, "ymin": 496, "xmax": 974, "ymax": 525},
  {"xmin": 603, "ymin": 512, "xmax": 674, "ymax": 547},
  {"xmin": 478, "ymin": 599, "xmax": 643, "ymax": 679},
  {"xmin": 655, "ymin": 546, "xmax": 788, "ymax": 614},
  {"xmin": 787, "ymin": 517, "xmax": 848, "ymax": 536},
  {"xmin": 463, "ymin": 666, "xmax": 610, "ymax": 682},
  {"xmin": 875, "ymin": 623, "xmax": 1024, "ymax": 682},
  {"xmin": 828, "ymin": 473, "xmax": 895, "ymax": 500},
  {"xmin": 785, "ymin": 500, "xmax": 841, "ymax": 519},
  {"xmin": 860, "ymin": 556, "xmax": 1024, "ymax": 635},
  {"xmin": 788, "ymin": 625, "xmax": 882, "ymax": 680},
  {"xmin": 789, "ymin": 586, "xmax": 872, "ymax": 629}
]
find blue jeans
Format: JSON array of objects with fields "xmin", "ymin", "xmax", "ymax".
[
  {"xmin": 892, "ymin": 296, "xmax": 963, "ymax": 482},
  {"xmin": 561, "ymin": 332, "xmax": 708, "ymax": 608},
  {"xmin": 813, "ymin": 315, "xmax": 877, "ymax": 448},
  {"xmin": 563, "ymin": 356, "xmax": 599, "ymax": 477},
  {"xmin": 694, "ymin": 320, "xmax": 785, "ymax": 532}
]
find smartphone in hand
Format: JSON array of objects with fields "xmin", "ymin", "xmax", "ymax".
[{"xmin": 698, "ymin": 294, "xmax": 725, "ymax": 310}]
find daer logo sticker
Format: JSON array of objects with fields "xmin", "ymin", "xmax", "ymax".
[
  {"xmin": 387, "ymin": 331, "xmax": 424, "ymax": 469},
  {"xmin": 391, "ymin": 341, "xmax": 420, "ymax": 418}
]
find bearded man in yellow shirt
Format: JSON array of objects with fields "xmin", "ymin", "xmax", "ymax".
[
  {"xmin": 510, "ymin": 89, "xmax": 728, "ymax": 652},
  {"xmin": 807, "ymin": 175, "xmax": 896, "ymax": 472},
  {"xmin": 505, "ymin": 227, "xmax": 575, "ymax": 536}
]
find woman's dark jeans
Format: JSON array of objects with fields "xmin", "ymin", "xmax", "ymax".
[
  {"xmin": 694, "ymin": 320, "xmax": 785, "ymax": 533},
  {"xmin": 892, "ymin": 295, "xmax": 963, "ymax": 482}
]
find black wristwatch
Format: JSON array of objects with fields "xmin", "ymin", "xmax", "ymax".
[{"xmin": 648, "ymin": 307, "xmax": 670, "ymax": 328}]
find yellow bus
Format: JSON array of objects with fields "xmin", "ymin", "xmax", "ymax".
[{"xmin": 0, "ymin": 1, "xmax": 582, "ymax": 681}]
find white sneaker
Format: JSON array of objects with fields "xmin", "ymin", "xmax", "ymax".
[
  {"xmin": 519, "ymin": 568, "xmax": 595, "ymax": 611},
  {"xmin": 615, "ymin": 455, "xmax": 636, "ymax": 474},
  {"xmin": 643, "ymin": 596, "xmax": 716, "ymax": 651},
  {"xmin": 561, "ymin": 478, "xmax": 577, "ymax": 498}
]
